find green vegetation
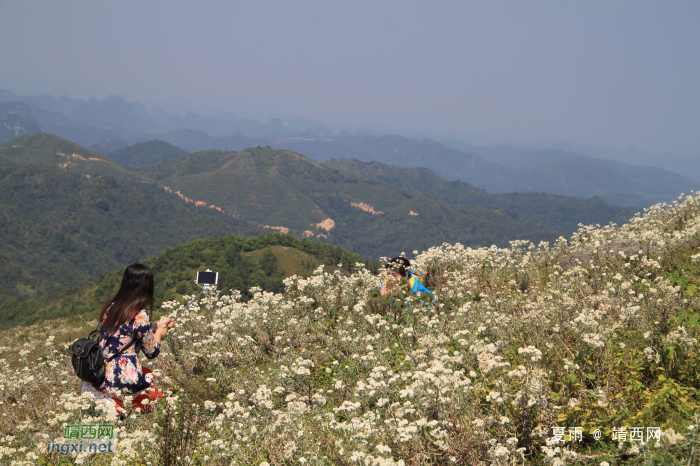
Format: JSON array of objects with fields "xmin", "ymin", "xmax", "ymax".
[
  {"xmin": 273, "ymin": 133, "xmax": 698, "ymax": 206},
  {"xmin": 106, "ymin": 139, "xmax": 187, "ymax": 167},
  {"xmin": 5, "ymin": 194, "xmax": 700, "ymax": 464},
  {"xmin": 0, "ymin": 163, "xmax": 253, "ymax": 326},
  {"xmin": 1, "ymin": 134, "xmax": 642, "ymax": 331},
  {"xmin": 324, "ymin": 159, "xmax": 639, "ymax": 232},
  {"xmin": 88, "ymin": 138, "xmax": 128, "ymax": 154},
  {"xmin": 0, "ymin": 132, "xmax": 143, "ymax": 180},
  {"xmin": 143, "ymin": 146, "xmax": 564, "ymax": 258},
  {"xmin": 0, "ymin": 232, "xmax": 368, "ymax": 329},
  {"xmin": 142, "ymin": 232, "xmax": 365, "ymax": 306}
]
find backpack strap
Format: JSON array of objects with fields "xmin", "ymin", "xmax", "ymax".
[
  {"xmin": 96, "ymin": 306, "xmax": 138, "ymax": 363},
  {"xmin": 105, "ymin": 334, "xmax": 137, "ymax": 363}
]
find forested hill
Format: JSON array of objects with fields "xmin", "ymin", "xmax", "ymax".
[
  {"xmin": 0, "ymin": 134, "xmax": 262, "ymax": 321},
  {"xmin": 0, "ymin": 134, "xmax": 640, "ymax": 328},
  {"xmin": 0, "ymin": 134, "xmax": 564, "ymax": 318},
  {"xmin": 0, "ymin": 132, "xmax": 142, "ymax": 180},
  {"xmin": 323, "ymin": 159, "xmax": 639, "ymax": 233},
  {"xmin": 104, "ymin": 139, "xmax": 187, "ymax": 168},
  {"xmin": 0, "ymin": 232, "xmax": 366, "ymax": 329},
  {"xmin": 0, "ymin": 163, "xmax": 254, "ymax": 308},
  {"xmin": 96, "ymin": 137, "xmax": 639, "ymax": 235},
  {"xmin": 141, "ymin": 130, "xmax": 695, "ymax": 207},
  {"xmin": 268, "ymin": 134, "xmax": 697, "ymax": 207},
  {"xmin": 141, "ymin": 146, "xmax": 563, "ymax": 258}
]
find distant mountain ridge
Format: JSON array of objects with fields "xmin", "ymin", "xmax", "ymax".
[
  {"xmin": 140, "ymin": 145, "xmax": 562, "ymax": 258},
  {"xmin": 0, "ymin": 89, "xmax": 331, "ymax": 145},
  {"xmin": 463, "ymin": 138, "xmax": 700, "ymax": 183},
  {"xmin": 104, "ymin": 140, "xmax": 187, "ymax": 168},
  {"xmin": 132, "ymin": 130, "xmax": 696, "ymax": 207},
  {"xmin": 265, "ymin": 134, "xmax": 698, "ymax": 207},
  {"xmin": 0, "ymin": 132, "xmax": 144, "ymax": 180},
  {"xmin": 3, "ymin": 134, "xmax": 569, "ymax": 261},
  {"xmin": 85, "ymin": 135, "xmax": 640, "ymax": 234},
  {"xmin": 322, "ymin": 159, "xmax": 639, "ymax": 233},
  {"xmin": 1, "ymin": 88, "xmax": 695, "ymax": 207}
]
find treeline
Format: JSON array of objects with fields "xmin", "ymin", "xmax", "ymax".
[
  {"xmin": 143, "ymin": 231, "xmax": 370, "ymax": 305},
  {"xmin": 0, "ymin": 232, "xmax": 375, "ymax": 330}
]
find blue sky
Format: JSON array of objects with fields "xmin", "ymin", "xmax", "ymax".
[{"xmin": 0, "ymin": 0, "xmax": 698, "ymax": 154}]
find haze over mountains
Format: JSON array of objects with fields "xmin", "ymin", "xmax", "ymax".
[{"xmin": 1, "ymin": 89, "xmax": 698, "ymax": 208}]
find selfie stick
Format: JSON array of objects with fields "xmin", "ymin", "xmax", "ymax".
[
  {"xmin": 173, "ymin": 286, "xmax": 208, "ymax": 321},
  {"xmin": 173, "ymin": 269, "xmax": 216, "ymax": 321}
]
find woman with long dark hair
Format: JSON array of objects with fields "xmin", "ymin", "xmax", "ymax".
[
  {"xmin": 380, "ymin": 257, "xmax": 433, "ymax": 296},
  {"xmin": 82, "ymin": 263, "xmax": 174, "ymax": 413}
]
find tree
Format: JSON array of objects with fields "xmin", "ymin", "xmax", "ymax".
[{"xmin": 260, "ymin": 248, "xmax": 279, "ymax": 276}]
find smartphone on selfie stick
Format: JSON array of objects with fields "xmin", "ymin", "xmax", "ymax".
[{"xmin": 173, "ymin": 269, "xmax": 218, "ymax": 321}]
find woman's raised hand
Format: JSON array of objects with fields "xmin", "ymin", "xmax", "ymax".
[
  {"xmin": 154, "ymin": 318, "xmax": 175, "ymax": 343},
  {"xmin": 160, "ymin": 317, "xmax": 175, "ymax": 329}
]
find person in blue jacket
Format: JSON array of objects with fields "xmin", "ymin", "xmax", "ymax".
[{"xmin": 380, "ymin": 256, "xmax": 433, "ymax": 297}]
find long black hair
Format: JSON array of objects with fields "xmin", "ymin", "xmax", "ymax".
[
  {"xmin": 386, "ymin": 256, "xmax": 411, "ymax": 277},
  {"xmin": 100, "ymin": 263, "xmax": 154, "ymax": 331}
]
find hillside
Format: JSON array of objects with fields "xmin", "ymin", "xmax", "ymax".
[
  {"xmin": 0, "ymin": 231, "xmax": 364, "ymax": 329},
  {"xmin": 3, "ymin": 192, "xmax": 700, "ymax": 464},
  {"xmin": 61, "ymin": 133, "xmax": 640, "ymax": 234},
  {"xmin": 269, "ymin": 133, "xmax": 698, "ymax": 206},
  {"xmin": 323, "ymin": 159, "xmax": 639, "ymax": 233},
  {"xmin": 0, "ymin": 132, "xmax": 144, "ymax": 180},
  {"xmin": 146, "ymin": 130, "xmax": 696, "ymax": 206},
  {"xmin": 88, "ymin": 138, "xmax": 128, "ymax": 154},
  {"xmin": 142, "ymin": 146, "xmax": 564, "ymax": 258},
  {"xmin": 104, "ymin": 139, "xmax": 187, "ymax": 168},
  {"xmin": 0, "ymin": 162, "xmax": 254, "ymax": 311},
  {"xmin": 0, "ymin": 135, "xmax": 568, "ymax": 313}
]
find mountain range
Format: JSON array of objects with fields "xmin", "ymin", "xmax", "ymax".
[
  {"xmin": 138, "ymin": 144, "xmax": 562, "ymax": 258},
  {"xmin": 0, "ymin": 134, "xmax": 260, "ymax": 309},
  {"xmin": 0, "ymin": 133, "xmax": 644, "ymax": 315},
  {"xmin": 110, "ymin": 130, "xmax": 696, "ymax": 207},
  {"xmin": 322, "ymin": 159, "xmax": 637, "ymax": 233},
  {"xmin": 1, "ymin": 89, "xmax": 698, "ymax": 207}
]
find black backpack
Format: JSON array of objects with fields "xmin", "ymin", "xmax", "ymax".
[{"xmin": 71, "ymin": 320, "xmax": 135, "ymax": 386}]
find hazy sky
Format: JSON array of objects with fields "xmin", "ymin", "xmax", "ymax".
[{"xmin": 0, "ymin": 1, "xmax": 698, "ymax": 154}]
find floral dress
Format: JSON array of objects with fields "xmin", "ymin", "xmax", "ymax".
[{"xmin": 90, "ymin": 309, "xmax": 161, "ymax": 397}]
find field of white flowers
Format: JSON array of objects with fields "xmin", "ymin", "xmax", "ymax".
[{"xmin": 3, "ymin": 194, "xmax": 700, "ymax": 465}]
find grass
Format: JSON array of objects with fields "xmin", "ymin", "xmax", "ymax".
[{"xmin": 243, "ymin": 246, "xmax": 345, "ymax": 278}]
